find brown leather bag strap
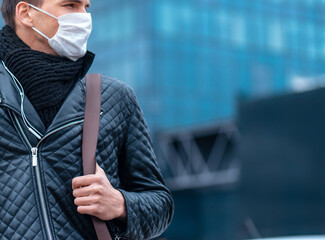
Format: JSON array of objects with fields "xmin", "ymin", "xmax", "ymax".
[{"xmin": 83, "ymin": 73, "xmax": 113, "ymax": 240}]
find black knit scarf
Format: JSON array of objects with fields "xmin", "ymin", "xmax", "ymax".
[{"xmin": 0, "ymin": 25, "xmax": 94, "ymax": 128}]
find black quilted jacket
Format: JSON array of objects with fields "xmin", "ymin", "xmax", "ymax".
[{"xmin": 0, "ymin": 63, "xmax": 174, "ymax": 240}]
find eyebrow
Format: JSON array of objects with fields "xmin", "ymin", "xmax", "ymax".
[{"xmin": 61, "ymin": 0, "xmax": 91, "ymax": 8}]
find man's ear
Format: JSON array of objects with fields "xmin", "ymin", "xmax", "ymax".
[{"xmin": 15, "ymin": 1, "xmax": 34, "ymax": 27}]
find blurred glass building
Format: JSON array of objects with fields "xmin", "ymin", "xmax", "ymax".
[
  {"xmin": 87, "ymin": 0, "xmax": 325, "ymax": 133},
  {"xmin": 86, "ymin": 1, "xmax": 325, "ymax": 239}
]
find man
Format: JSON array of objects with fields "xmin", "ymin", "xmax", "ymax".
[{"xmin": 0, "ymin": 0, "xmax": 174, "ymax": 239}]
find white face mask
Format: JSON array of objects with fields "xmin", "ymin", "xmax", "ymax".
[{"xmin": 28, "ymin": 4, "xmax": 92, "ymax": 61}]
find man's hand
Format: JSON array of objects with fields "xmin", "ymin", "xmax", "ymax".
[{"xmin": 72, "ymin": 164, "xmax": 127, "ymax": 221}]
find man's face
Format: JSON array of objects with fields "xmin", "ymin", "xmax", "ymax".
[{"xmin": 28, "ymin": 0, "xmax": 91, "ymax": 53}]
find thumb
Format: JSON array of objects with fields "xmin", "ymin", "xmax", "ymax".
[
  {"xmin": 95, "ymin": 163, "xmax": 105, "ymax": 175},
  {"xmin": 95, "ymin": 163, "xmax": 113, "ymax": 187}
]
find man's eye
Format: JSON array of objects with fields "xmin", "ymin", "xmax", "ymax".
[{"xmin": 65, "ymin": 4, "xmax": 75, "ymax": 8}]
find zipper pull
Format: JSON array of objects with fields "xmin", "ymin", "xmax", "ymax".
[{"xmin": 31, "ymin": 147, "xmax": 38, "ymax": 167}]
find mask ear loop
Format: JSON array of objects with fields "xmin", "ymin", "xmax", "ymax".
[
  {"xmin": 28, "ymin": 4, "xmax": 58, "ymax": 41},
  {"xmin": 31, "ymin": 27, "xmax": 50, "ymax": 40},
  {"xmin": 28, "ymin": 4, "xmax": 58, "ymax": 19},
  {"xmin": 1, "ymin": 61, "xmax": 43, "ymax": 139}
]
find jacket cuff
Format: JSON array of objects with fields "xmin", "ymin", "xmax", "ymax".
[{"xmin": 108, "ymin": 189, "xmax": 132, "ymax": 239}]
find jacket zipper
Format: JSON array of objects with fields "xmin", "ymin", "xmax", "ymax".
[
  {"xmin": 13, "ymin": 113, "xmax": 84, "ymax": 240},
  {"xmin": 32, "ymin": 147, "xmax": 53, "ymax": 240}
]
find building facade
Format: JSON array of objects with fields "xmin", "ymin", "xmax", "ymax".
[
  {"xmin": 1, "ymin": 0, "xmax": 324, "ymax": 132},
  {"xmin": 88, "ymin": 0, "xmax": 325, "ymax": 133}
]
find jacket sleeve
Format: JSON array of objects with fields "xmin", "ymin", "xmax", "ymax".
[{"xmin": 111, "ymin": 87, "xmax": 174, "ymax": 240}]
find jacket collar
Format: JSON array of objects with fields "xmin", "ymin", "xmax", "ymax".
[
  {"xmin": 0, "ymin": 52, "xmax": 94, "ymax": 137},
  {"xmin": 47, "ymin": 51, "xmax": 94, "ymax": 133},
  {"xmin": 0, "ymin": 62, "xmax": 46, "ymax": 134}
]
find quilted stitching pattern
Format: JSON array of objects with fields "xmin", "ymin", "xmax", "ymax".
[
  {"xmin": 41, "ymin": 125, "xmax": 96, "ymax": 240},
  {"xmin": 117, "ymin": 94, "xmax": 174, "ymax": 240},
  {"xmin": 0, "ymin": 110, "xmax": 44, "ymax": 239},
  {"xmin": 0, "ymin": 76, "xmax": 174, "ymax": 240}
]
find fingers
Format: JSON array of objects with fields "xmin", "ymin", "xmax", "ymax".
[
  {"xmin": 73, "ymin": 185, "xmax": 92, "ymax": 198},
  {"xmin": 73, "ymin": 184, "xmax": 105, "ymax": 197},
  {"xmin": 77, "ymin": 205, "xmax": 101, "ymax": 216},
  {"xmin": 74, "ymin": 195, "xmax": 101, "ymax": 206},
  {"xmin": 72, "ymin": 174, "xmax": 101, "ymax": 190},
  {"xmin": 72, "ymin": 164, "xmax": 120, "ymax": 220}
]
